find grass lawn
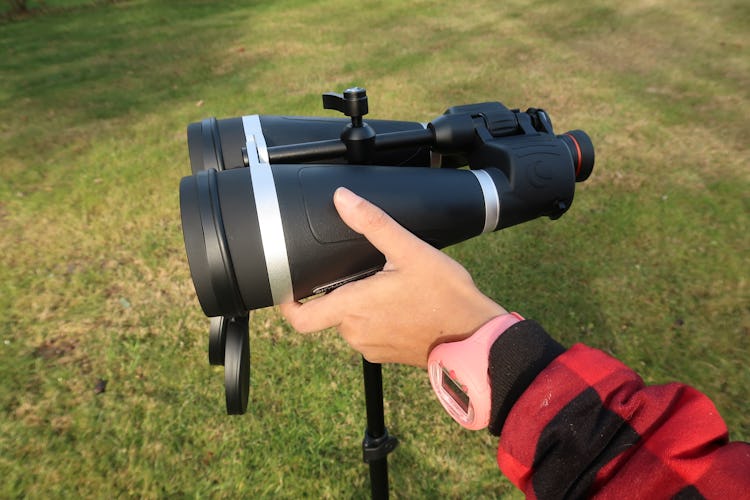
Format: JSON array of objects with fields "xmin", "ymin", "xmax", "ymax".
[{"xmin": 0, "ymin": 0, "xmax": 748, "ymax": 497}]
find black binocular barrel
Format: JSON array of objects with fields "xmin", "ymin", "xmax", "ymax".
[
  {"xmin": 180, "ymin": 164, "xmax": 504, "ymax": 318},
  {"xmin": 187, "ymin": 115, "xmax": 433, "ymax": 174}
]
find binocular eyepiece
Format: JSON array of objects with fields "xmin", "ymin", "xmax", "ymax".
[{"xmin": 178, "ymin": 87, "xmax": 594, "ymax": 413}]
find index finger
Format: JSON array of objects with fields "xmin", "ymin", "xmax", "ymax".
[{"xmin": 278, "ymin": 278, "xmax": 364, "ymax": 333}]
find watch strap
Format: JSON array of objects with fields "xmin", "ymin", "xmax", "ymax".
[{"xmin": 428, "ymin": 312, "xmax": 523, "ymax": 430}]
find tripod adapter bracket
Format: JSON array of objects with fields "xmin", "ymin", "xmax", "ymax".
[{"xmin": 362, "ymin": 427, "xmax": 399, "ymax": 464}]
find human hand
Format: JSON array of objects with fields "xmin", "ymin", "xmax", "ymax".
[{"xmin": 280, "ymin": 187, "xmax": 506, "ymax": 368}]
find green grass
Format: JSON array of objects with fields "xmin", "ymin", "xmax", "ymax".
[{"xmin": 1, "ymin": 0, "xmax": 748, "ymax": 497}]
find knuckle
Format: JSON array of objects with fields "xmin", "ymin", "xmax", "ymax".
[
  {"xmin": 364, "ymin": 206, "xmax": 390, "ymax": 232},
  {"xmin": 341, "ymin": 329, "xmax": 363, "ymax": 350},
  {"xmin": 288, "ymin": 314, "xmax": 312, "ymax": 333}
]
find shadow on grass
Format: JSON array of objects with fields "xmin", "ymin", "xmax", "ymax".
[
  {"xmin": 0, "ymin": 0, "xmax": 129, "ymax": 22},
  {"xmin": 1, "ymin": 1, "xmax": 259, "ymax": 126}
]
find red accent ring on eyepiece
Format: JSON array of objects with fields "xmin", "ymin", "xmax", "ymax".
[{"xmin": 565, "ymin": 133, "xmax": 583, "ymax": 178}]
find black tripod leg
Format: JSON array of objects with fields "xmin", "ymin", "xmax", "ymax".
[{"xmin": 361, "ymin": 358, "xmax": 398, "ymax": 500}]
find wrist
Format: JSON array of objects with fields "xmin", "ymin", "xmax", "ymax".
[{"xmin": 428, "ymin": 312, "xmax": 523, "ymax": 430}]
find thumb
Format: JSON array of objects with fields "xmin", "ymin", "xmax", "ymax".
[{"xmin": 333, "ymin": 187, "xmax": 428, "ymax": 263}]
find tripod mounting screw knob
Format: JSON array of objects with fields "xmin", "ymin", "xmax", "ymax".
[
  {"xmin": 322, "ymin": 87, "xmax": 376, "ymax": 163},
  {"xmin": 322, "ymin": 87, "xmax": 369, "ymax": 123}
]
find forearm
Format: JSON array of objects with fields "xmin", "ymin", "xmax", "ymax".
[{"xmin": 489, "ymin": 321, "xmax": 750, "ymax": 499}]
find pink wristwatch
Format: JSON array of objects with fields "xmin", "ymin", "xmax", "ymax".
[{"xmin": 428, "ymin": 313, "xmax": 523, "ymax": 430}]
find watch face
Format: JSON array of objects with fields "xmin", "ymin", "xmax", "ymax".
[{"xmin": 441, "ymin": 366, "xmax": 470, "ymax": 414}]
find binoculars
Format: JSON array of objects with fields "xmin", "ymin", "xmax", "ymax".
[{"xmin": 178, "ymin": 87, "xmax": 594, "ymax": 414}]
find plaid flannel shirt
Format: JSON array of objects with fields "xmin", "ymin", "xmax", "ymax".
[{"xmin": 488, "ymin": 320, "xmax": 750, "ymax": 499}]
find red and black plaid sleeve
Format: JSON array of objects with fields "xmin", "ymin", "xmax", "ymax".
[{"xmin": 488, "ymin": 320, "xmax": 750, "ymax": 499}]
